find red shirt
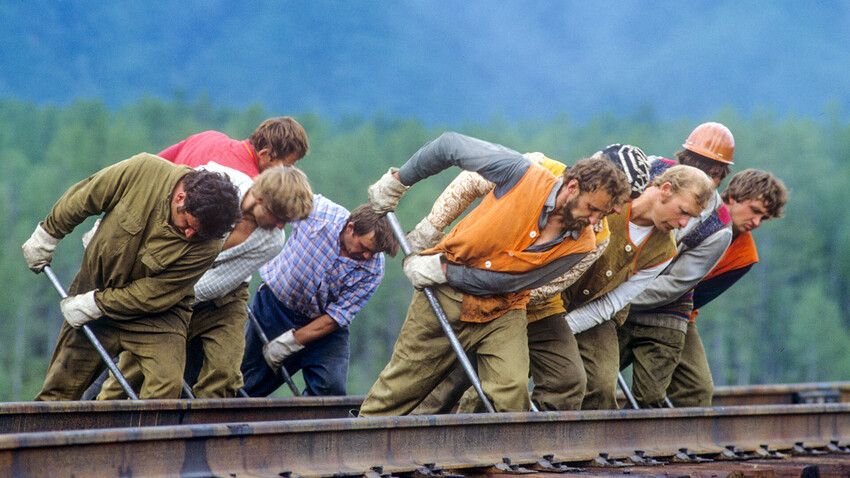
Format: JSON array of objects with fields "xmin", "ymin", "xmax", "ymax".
[{"xmin": 159, "ymin": 131, "xmax": 260, "ymax": 178}]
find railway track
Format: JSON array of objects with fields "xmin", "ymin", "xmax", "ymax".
[
  {"xmin": 0, "ymin": 382, "xmax": 847, "ymax": 477},
  {"xmin": 1, "ymin": 382, "xmax": 846, "ymax": 434},
  {"xmin": 0, "ymin": 403, "xmax": 848, "ymax": 477}
]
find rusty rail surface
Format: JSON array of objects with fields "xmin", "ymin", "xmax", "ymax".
[
  {"xmin": 0, "ymin": 395, "xmax": 363, "ymax": 433},
  {"xmin": 0, "ymin": 403, "xmax": 847, "ymax": 477},
  {"xmin": 711, "ymin": 381, "xmax": 850, "ymax": 405},
  {"xmin": 2, "ymin": 382, "xmax": 848, "ymax": 434},
  {"xmin": 613, "ymin": 381, "xmax": 850, "ymax": 408}
]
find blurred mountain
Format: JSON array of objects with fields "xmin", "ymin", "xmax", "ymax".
[{"xmin": 0, "ymin": 0, "xmax": 847, "ymax": 124}]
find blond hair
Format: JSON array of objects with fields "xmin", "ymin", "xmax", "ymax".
[
  {"xmin": 652, "ymin": 164, "xmax": 715, "ymax": 210},
  {"xmin": 250, "ymin": 166, "xmax": 313, "ymax": 222}
]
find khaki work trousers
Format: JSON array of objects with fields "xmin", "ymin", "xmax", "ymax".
[
  {"xmin": 526, "ymin": 312, "xmax": 586, "ymax": 410},
  {"xmin": 35, "ymin": 321, "xmax": 186, "ymax": 400},
  {"xmin": 575, "ymin": 320, "xmax": 620, "ymax": 410},
  {"xmin": 359, "ymin": 285, "xmax": 530, "ymax": 416},
  {"xmin": 183, "ymin": 286, "xmax": 249, "ymax": 397},
  {"xmin": 617, "ymin": 321, "xmax": 686, "ymax": 408},
  {"xmin": 99, "ymin": 284, "xmax": 250, "ymax": 399},
  {"xmin": 414, "ymin": 312, "xmax": 587, "ymax": 413},
  {"xmin": 666, "ymin": 321, "xmax": 714, "ymax": 407}
]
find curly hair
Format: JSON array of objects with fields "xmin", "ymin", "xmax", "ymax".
[
  {"xmin": 180, "ymin": 170, "xmax": 242, "ymax": 240},
  {"xmin": 562, "ymin": 157, "xmax": 631, "ymax": 208},
  {"xmin": 721, "ymin": 169, "xmax": 788, "ymax": 219}
]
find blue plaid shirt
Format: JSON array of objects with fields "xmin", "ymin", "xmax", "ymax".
[{"xmin": 259, "ymin": 195, "xmax": 385, "ymax": 327}]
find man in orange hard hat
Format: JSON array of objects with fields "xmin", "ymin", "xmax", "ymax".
[{"xmin": 613, "ymin": 122, "xmax": 739, "ymax": 409}]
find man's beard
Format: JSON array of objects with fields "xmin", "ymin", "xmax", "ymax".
[{"xmin": 562, "ymin": 196, "xmax": 590, "ymax": 232}]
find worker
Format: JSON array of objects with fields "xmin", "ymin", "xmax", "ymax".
[
  {"xmin": 666, "ymin": 169, "xmax": 787, "ymax": 407},
  {"xmin": 566, "ymin": 164, "xmax": 715, "ymax": 410},
  {"xmin": 240, "ymin": 196, "xmax": 400, "ymax": 397},
  {"xmin": 159, "ymin": 116, "xmax": 309, "ymax": 175},
  {"xmin": 23, "ymin": 154, "xmax": 241, "ymax": 400},
  {"xmin": 618, "ymin": 122, "xmax": 737, "ymax": 408},
  {"xmin": 358, "ymin": 132, "xmax": 631, "ymax": 415}
]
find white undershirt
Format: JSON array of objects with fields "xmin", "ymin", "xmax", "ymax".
[{"xmin": 565, "ymin": 221, "xmax": 672, "ymax": 334}]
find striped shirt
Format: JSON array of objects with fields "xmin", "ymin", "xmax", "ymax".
[{"xmin": 259, "ymin": 195, "xmax": 385, "ymax": 327}]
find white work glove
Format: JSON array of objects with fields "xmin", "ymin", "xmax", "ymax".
[
  {"xmin": 405, "ymin": 217, "xmax": 444, "ymax": 253},
  {"xmin": 60, "ymin": 290, "xmax": 103, "ymax": 328},
  {"xmin": 367, "ymin": 167, "xmax": 409, "ymax": 214},
  {"xmin": 263, "ymin": 329, "xmax": 304, "ymax": 369},
  {"xmin": 402, "ymin": 253, "xmax": 447, "ymax": 289},
  {"xmin": 81, "ymin": 218, "xmax": 102, "ymax": 249},
  {"xmin": 21, "ymin": 224, "xmax": 61, "ymax": 273}
]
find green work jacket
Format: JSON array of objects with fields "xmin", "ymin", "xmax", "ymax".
[{"xmin": 42, "ymin": 154, "xmax": 223, "ymax": 335}]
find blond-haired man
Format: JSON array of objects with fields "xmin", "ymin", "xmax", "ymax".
[{"xmin": 566, "ymin": 165, "xmax": 715, "ymax": 410}]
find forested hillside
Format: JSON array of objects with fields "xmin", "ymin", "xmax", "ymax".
[{"xmin": 0, "ymin": 97, "xmax": 847, "ymax": 399}]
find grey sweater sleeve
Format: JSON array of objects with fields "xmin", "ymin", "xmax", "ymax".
[
  {"xmin": 396, "ymin": 132, "xmax": 531, "ymax": 197},
  {"xmin": 445, "ymin": 250, "xmax": 590, "ymax": 296},
  {"xmin": 630, "ymin": 226, "xmax": 732, "ymax": 310}
]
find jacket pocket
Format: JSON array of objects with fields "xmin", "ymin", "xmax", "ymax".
[
  {"xmin": 140, "ymin": 250, "xmax": 167, "ymax": 275},
  {"xmin": 100, "ymin": 202, "xmax": 142, "ymax": 250}
]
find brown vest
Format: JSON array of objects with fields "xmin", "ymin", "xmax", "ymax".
[{"xmin": 562, "ymin": 203, "xmax": 676, "ymax": 324}]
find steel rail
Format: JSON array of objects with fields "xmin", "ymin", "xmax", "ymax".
[
  {"xmin": 1, "ymin": 382, "xmax": 848, "ymax": 434},
  {"xmin": 614, "ymin": 381, "xmax": 850, "ymax": 408},
  {"xmin": 0, "ymin": 396, "xmax": 363, "ymax": 433},
  {"xmin": 710, "ymin": 381, "xmax": 850, "ymax": 406},
  {"xmin": 0, "ymin": 403, "xmax": 848, "ymax": 477}
]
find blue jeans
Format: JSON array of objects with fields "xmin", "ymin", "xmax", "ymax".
[{"xmin": 240, "ymin": 285, "xmax": 349, "ymax": 397}]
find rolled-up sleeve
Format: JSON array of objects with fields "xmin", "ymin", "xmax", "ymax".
[{"xmin": 324, "ymin": 272, "xmax": 382, "ymax": 328}]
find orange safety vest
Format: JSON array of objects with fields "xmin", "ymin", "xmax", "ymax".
[
  {"xmin": 689, "ymin": 231, "xmax": 758, "ymax": 322},
  {"xmin": 424, "ymin": 162, "xmax": 596, "ymax": 322}
]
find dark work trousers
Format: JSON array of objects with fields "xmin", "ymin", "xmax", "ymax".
[{"xmin": 240, "ymin": 285, "xmax": 349, "ymax": 397}]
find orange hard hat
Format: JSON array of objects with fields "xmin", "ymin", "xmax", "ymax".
[{"xmin": 682, "ymin": 122, "xmax": 735, "ymax": 165}]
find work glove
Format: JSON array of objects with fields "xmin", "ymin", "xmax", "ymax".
[
  {"xmin": 263, "ymin": 329, "xmax": 304, "ymax": 369},
  {"xmin": 367, "ymin": 167, "xmax": 409, "ymax": 214},
  {"xmin": 21, "ymin": 224, "xmax": 61, "ymax": 273},
  {"xmin": 402, "ymin": 253, "xmax": 447, "ymax": 289},
  {"xmin": 81, "ymin": 218, "xmax": 102, "ymax": 249},
  {"xmin": 405, "ymin": 217, "xmax": 444, "ymax": 254},
  {"xmin": 60, "ymin": 290, "xmax": 103, "ymax": 328}
]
